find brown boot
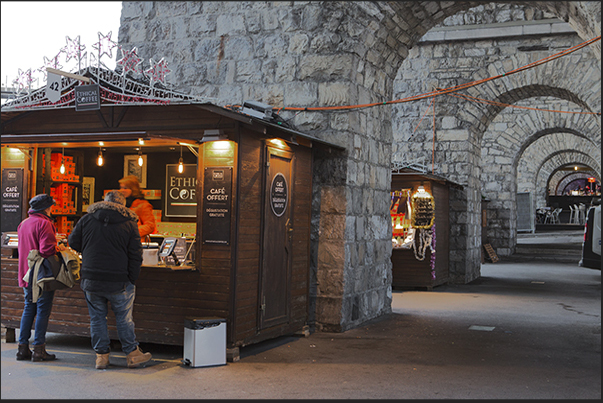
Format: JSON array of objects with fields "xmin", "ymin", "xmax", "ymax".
[
  {"xmin": 32, "ymin": 344, "xmax": 56, "ymax": 362},
  {"xmin": 16, "ymin": 344, "xmax": 32, "ymax": 361},
  {"xmin": 96, "ymin": 353, "xmax": 110, "ymax": 369},
  {"xmin": 126, "ymin": 346, "xmax": 152, "ymax": 368}
]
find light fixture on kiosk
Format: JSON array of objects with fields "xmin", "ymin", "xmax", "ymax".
[
  {"xmin": 97, "ymin": 148, "xmax": 104, "ymax": 166},
  {"xmin": 60, "ymin": 147, "xmax": 66, "ymax": 174},
  {"xmin": 201, "ymin": 129, "xmax": 227, "ymax": 143},
  {"xmin": 138, "ymin": 149, "xmax": 144, "ymax": 166},
  {"xmin": 178, "ymin": 144, "xmax": 184, "ymax": 173}
]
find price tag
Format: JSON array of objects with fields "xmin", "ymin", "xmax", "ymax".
[{"xmin": 46, "ymin": 71, "xmax": 61, "ymax": 103}]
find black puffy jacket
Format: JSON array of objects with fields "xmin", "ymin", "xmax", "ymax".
[{"xmin": 68, "ymin": 200, "xmax": 142, "ymax": 284}]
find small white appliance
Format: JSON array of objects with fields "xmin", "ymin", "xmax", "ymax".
[{"xmin": 182, "ymin": 317, "xmax": 226, "ymax": 367}]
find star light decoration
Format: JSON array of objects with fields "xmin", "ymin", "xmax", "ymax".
[
  {"xmin": 62, "ymin": 35, "xmax": 86, "ymax": 62},
  {"xmin": 37, "ymin": 52, "xmax": 64, "ymax": 80},
  {"xmin": 92, "ymin": 31, "xmax": 117, "ymax": 60},
  {"xmin": 13, "ymin": 68, "xmax": 34, "ymax": 93},
  {"xmin": 145, "ymin": 58, "xmax": 171, "ymax": 85},
  {"xmin": 117, "ymin": 47, "xmax": 143, "ymax": 76}
]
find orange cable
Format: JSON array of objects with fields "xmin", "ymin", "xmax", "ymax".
[
  {"xmin": 432, "ymin": 97, "xmax": 436, "ymax": 175},
  {"xmin": 445, "ymin": 92, "xmax": 600, "ymax": 115},
  {"xmin": 413, "ymin": 97, "xmax": 435, "ymax": 134}
]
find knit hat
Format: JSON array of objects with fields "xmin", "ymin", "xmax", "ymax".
[
  {"xmin": 104, "ymin": 190, "xmax": 126, "ymax": 206},
  {"xmin": 29, "ymin": 194, "xmax": 56, "ymax": 213}
]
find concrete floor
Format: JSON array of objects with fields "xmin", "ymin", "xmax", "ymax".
[{"xmin": 2, "ymin": 230, "xmax": 600, "ymax": 399}]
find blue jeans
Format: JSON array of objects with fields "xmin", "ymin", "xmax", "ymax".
[
  {"xmin": 19, "ymin": 288, "xmax": 55, "ymax": 346},
  {"xmin": 84, "ymin": 283, "xmax": 139, "ymax": 355}
]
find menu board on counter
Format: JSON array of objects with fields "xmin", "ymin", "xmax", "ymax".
[
  {"xmin": 1, "ymin": 168, "xmax": 24, "ymax": 233},
  {"xmin": 165, "ymin": 164, "xmax": 197, "ymax": 218},
  {"xmin": 202, "ymin": 167, "xmax": 232, "ymax": 245}
]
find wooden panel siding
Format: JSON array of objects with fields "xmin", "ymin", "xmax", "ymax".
[{"xmin": 232, "ymin": 134, "xmax": 263, "ymax": 346}]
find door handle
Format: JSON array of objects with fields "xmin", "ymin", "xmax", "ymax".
[{"xmin": 285, "ymin": 218, "xmax": 293, "ymax": 233}]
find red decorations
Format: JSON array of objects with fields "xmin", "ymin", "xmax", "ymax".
[
  {"xmin": 145, "ymin": 58, "xmax": 171, "ymax": 85},
  {"xmin": 117, "ymin": 47, "xmax": 143, "ymax": 75}
]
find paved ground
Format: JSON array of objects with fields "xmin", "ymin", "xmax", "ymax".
[{"xmin": 2, "ymin": 230, "xmax": 600, "ymax": 400}]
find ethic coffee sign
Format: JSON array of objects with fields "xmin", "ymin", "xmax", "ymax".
[
  {"xmin": 270, "ymin": 173, "xmax": 288, "ymax": 217},
  {"xmin": 75, "ymin": 84, "xmax": 100, "ymax": 111}
]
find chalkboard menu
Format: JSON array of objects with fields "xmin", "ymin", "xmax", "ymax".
[
  {"xmin": 1, "ymin": 168, "xmax": 24, "ymax": 233},
  {"xmin": 202, "ymin": 167, "xmax": 232, "ymax": 245}
]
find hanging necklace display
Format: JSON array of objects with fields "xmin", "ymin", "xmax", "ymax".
[{"xmin": 411, "ymin": 185, "xmax": 435, "ymax": 260}]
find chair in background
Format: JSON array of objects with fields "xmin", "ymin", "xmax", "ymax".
[
  {"xmin": 543, "ymin": 208, "xmax": 553, "ymax": 224},
  {"xmin": 569, "ymin": 204, "xmax": 578, "ymax": 224},
  {"xmin": 550, "ymin": 207, "xmax": 562, "ymax": 224},
  {"xmin": 578, "ymin": 204, "xmax": 586, "ymax": 224}
]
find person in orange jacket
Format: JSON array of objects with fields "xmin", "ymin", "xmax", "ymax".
[{"xmin": 118, "ymin": 175, "xmax": 157, "ymax": 240}]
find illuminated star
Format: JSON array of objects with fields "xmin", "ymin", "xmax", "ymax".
[
  {"xmin": 62, "ymin": 35, "xmax": 86, "ymax": 62},
  {"xmin": 12, "ymin": 68, "xmax": 34, "ymax": 93},
  {"xmin": 117, "ymin": 47, "xmax": 143, "ymax": 75},
  {"xmin": 92, "ymin": 31, "xmax": 117, "ymax": 59},
  {"xmin": 38, "ymin": 52, "xmax": 63, "ymax": 79},
  {"xmin": 145, "ymin": 58, "xmax": 171, "ymax": 85}
]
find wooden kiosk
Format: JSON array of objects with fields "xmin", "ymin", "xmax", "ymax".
[
  {"xmin": 1, "ymin": 88, "xmax": 343, "ymax": 359},
  {"xmin": 390, "ymin": 168, "xmax": 462, "ymax": 290}
]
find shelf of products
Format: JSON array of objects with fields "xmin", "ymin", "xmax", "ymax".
[
  {"xmin": 391, "ymin": 189, "xmax": 413, "ymax": 249},
  {"xmin": 37, "ymin": 149, "xmax": 83, "ymax": 236}
]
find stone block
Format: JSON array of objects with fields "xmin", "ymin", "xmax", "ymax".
[{"xmin": 216, "ymin": 14, "xmax": 246, "ymax": 36}]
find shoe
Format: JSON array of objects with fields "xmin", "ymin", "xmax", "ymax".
[
  {"xmin": 16, "ymin": 344, "xmax": 32, "ymax": 360},
  {"xmin": 32, "ymin": 344, "xmax": 56, "ymax": 361},
  {"xmin": 96, "ymin": 353, "xmax": 110, "ymax": 369},
  {"xmin": 126, "ymin": 346, "xmax": 152, "ymax": 368}
]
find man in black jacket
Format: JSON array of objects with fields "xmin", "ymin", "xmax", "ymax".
[{"xmin": 68, "ymin": 190, "xmax": 152, "ymax": 369}]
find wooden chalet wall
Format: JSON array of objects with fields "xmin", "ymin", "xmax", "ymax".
[{"xmin": 231, "ymin": 130, "xmax": 312, "ymax": 348}]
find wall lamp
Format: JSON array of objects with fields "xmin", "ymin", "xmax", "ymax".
[{"xmin": 201, "ymin": 129, "xmax": 227, "ymax": 143}]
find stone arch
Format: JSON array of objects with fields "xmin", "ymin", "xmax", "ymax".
[
  {"xmin": 537, "ymin": 152, "xmax": 601, "ymax": 198},
  {"xmin": 554, "ymin": 171, "xmax": 600, "ymax": 195},
  {"xmin": 480, "ymin": 99, "xmax": 600, "ymax": 253},
  {"xmin": 393, "ymin": 7, "xmax": 600, "ymax": 274},
  {"xmin": 518, "ymin": 134, "xmax": 601, "ymax": 208}
]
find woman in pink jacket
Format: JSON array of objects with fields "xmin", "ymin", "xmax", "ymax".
[{"xmin": 16, "ymin": 194, "xmax": 65, "ymax": 362}]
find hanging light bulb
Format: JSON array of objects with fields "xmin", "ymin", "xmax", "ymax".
[
  {"xmin": 97, "ymin": 148, "xmax": 104, "ymax": 166},
  {"xmin": 178, "ymin": 144, "xmax": 184, "ymax": 173},
  {"xmin": 138, "ymin": 149, "xmax": 143, "ymax": 166},
  {"xmin": 60, "ymin": 147, "xmax": 66, "ymax": 174}
]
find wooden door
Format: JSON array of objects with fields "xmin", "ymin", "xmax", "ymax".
[{"xmin": 259, "ymin": 146, "xmax": 294, "ymax": 329}]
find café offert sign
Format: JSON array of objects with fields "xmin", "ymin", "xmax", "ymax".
[
  {"xmin": 202, "ymin": 167, "xmax": 232, "ymax": 245},
  {"xmin": 270, "ymin": 173, "xmax": 288, "ymax": 217}
]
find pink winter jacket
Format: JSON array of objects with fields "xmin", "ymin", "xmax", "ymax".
[{"xmin": 17, "ymin": 212, "xmax": 60, "ymax": 288}]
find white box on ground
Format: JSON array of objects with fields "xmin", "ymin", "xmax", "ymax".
[{"xmin": 183, "ymin": 317, "xmax": 226, "ymax": 367}]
